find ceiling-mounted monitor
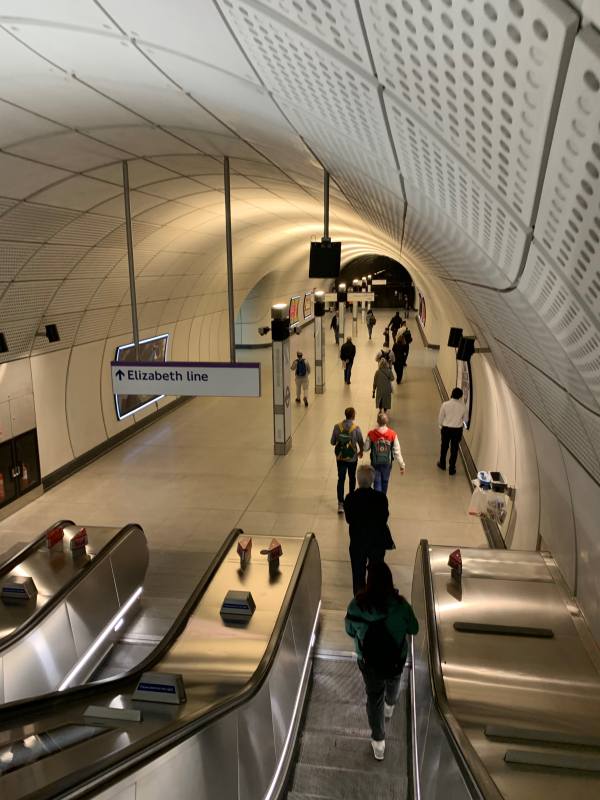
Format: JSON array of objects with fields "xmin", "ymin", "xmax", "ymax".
[{"xmin": 309, "ymin": 240, "xmax": 341, "ymax": 278}]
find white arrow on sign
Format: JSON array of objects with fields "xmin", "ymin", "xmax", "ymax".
[{"xmin": 111, "ymin": 361, "xmax": 261, "ymax": 398}]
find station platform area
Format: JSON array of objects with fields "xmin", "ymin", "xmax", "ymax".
[{"xmin": 0, "ymin": 311, "xmax": 485, "ymax": 655}]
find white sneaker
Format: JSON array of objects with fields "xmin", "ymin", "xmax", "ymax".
[
  {"xmin": 384, "ymin": 702, "xmax": 395, "ymax": 720},
  {"xmin": 371, "ymin": 739, "xmax": 385, "ymax": 760},
  {"xmin": 337, "ymin": 502, "xmax": 344, "ymax": 514}
]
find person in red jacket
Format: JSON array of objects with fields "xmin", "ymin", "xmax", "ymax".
[{"xmin": 364, "ymin": 412, "xmax": 405, "ymax": 495}]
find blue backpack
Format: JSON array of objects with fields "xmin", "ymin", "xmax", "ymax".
[{"xmin": 296, "ymin": 359, "xmax": 307, "ymax": 377}]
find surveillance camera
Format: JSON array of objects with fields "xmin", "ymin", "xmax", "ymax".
[{"xmin": 258, "ymin": 326, "xmax": 271, "ymax": 336}]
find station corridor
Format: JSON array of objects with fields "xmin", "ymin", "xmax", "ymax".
[{"xmin": 0, "ymin": 311, "xmax": 484, "ymax": 654}]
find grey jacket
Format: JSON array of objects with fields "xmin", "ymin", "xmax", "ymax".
[{"xmin": 373, "ymin": 364, "xmax": 394, "ymax": 409}]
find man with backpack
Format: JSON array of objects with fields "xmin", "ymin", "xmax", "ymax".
[
  {"xmin": 364, "ymin": 412, "xmax": 405, "ymax": 494},
  {"xmin": 345, "ymin": 561, "xmax": 419, "ymax": 761},
  {"xmin": 392, "ymin": 334, "xmax": 407, "ymax": 384},
  {"xmin": 343, "ymin": 465, "xmax": 394, "ymax": 594},
  {"xmin": 331, "ymin": 406, "xmax": 364, "ymax": 513},
  {"xmin": 290, "ymin": 351, "xmax": 310, "ymax": 406}
]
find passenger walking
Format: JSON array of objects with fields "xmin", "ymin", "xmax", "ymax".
[
  {"xmin": 382, "ymin": 327, "xmax": 391, "ymax": 348},
  {"xmin": 375, "ymin": 345, "xmax": 394, "ymax": 366},
  {"xmin": 331, "ymin": 407, "xmax": 364, "ymax": 514},
  {"xmin": 290, "ymin": 351, "xmax": 310, "ymax": 406},
  {"xmin": 340, "ymin": 336, "xmax": 356, "ymax": 384},
  {"xmin": 343, "ymin": 465, "xmax": 393, "ymax": 593},
  {"xmin": 330, "ymin": 310, "xmax": 339, "ymax": 345},
  {"xmin": 345, "ymin": 562, "xmax": 419, "ymax": 761},
  {"xmin": 366, "ymin": 308, "xmax": 376, "ymax": 340},
  {"xmin": 403, "ymin": 293, "xmax": 410, "ymax": 317},
  {"xmin": 364, "ymin": 412, "xmax": 405, "ymax": 495},
  {"xmin": 437, "ymin": 387, "xmax": 468, "ymax": 475},
  {"xmin": 372, "ymin": 359, "xmax": 394, "ymax": 413},
  {"xmin": 388, "ymin": 312, "xmax": 403, "ymax": 343},
  {"xmin": 392, "ymin": 335, "xmax": 407, "ymax": 384}
]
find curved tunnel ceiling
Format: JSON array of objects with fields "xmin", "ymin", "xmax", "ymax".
[{"xmin": 0, "ymin": 1, "xmax": 599, "ymax": 484}]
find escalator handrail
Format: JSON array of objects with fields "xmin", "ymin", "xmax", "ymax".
[
  {"xmin": 0, "ymin": 522, "xmax": 146, "ymax": 655},
  {"xmin": 28, "ymin": 533, "xmax": 320, "ymax": 800},
  {"xmin": 0, "ymin": 525, "xmax": 242, "ymax": 720},
  {"xmin": 419, "ymin": 539, "xmax": 504, "ymax": 800},
  {"xmin": 0, "ymin": 519, "xmax": 75, "ymax": 578}
]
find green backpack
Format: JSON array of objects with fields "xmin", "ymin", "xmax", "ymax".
[{"xmin": 335, "ymin": 423, "xmax": 357, "ymax": 461}]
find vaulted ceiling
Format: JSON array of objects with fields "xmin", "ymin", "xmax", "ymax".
[{"xmin": 0, "ymin": 1, "xmax": 599, "ymax": 482}]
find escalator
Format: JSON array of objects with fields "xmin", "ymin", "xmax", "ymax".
[
  {"xmin": 0, "ymin": 529, "xmax": 321, "ymax": 800},
  {"xmin": 0, "ymin": 520, "xmax": 149, "ymax": 703},
  {"xmin": 411, "ymin": 541, "xmax": 600, "ymax": 800}
]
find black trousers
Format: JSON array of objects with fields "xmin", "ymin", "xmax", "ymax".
[
  {"xmin": 393, "ymin": 360, "xmax": 405, "ymax": 384},
  {"xmin": 349, "ymin": 544, "xmax": 385, "ymax": 595},
  {"xmin": 440, "ymin": 426, "xmax": 462, "ymax": 470}
]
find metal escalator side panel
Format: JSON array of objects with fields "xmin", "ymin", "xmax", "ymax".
[{"xmin": 0, "ymin": 525, "xmax": 149, "ymax": 705}]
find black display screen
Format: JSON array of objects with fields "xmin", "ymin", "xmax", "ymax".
[
  {"xmin": 309, "ymin": 241, "xmax": 341, "ymax": 278},
  {"xmin": 0, "ymin": 724, "xmax": 107, "ymax": 775}
]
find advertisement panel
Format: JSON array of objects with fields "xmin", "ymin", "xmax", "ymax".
[
  {"xmin": 114, "ymin": 334, "xmax": 168, "ymax": 420},
  {"xmin": 303, "ymin": 292, "xmax": 313, "ymax": 322},
  {"xmin": 418, "ymin": 292, "xmax": 427, "ymax": 327},
  {"xmin": 289, "ymin": 295, "xmax": 302, "ymax": 327},
  {"xmin": 456, "ymin": 359, "xmax": 473, "ymax": 430}
]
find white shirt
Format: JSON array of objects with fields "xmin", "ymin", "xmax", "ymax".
[{"xmin": 439, "ymin": 398, "xmax": 468, "ymax": 429}]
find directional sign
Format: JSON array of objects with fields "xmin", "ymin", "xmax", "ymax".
[
  {"xmin": 372, "ymin": 279, "xmax": 387, "ymax": 285},
  {"xmin": 324, "ymin": 292, "xmax": 374, "ymax": 302},
  {"xmin": 111, "ymin": 361, "xmax": 261, "ymax": 398}
]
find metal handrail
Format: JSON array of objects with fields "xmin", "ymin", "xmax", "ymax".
[
  {"xmin": 0, "ymin": 525, "xmax": 242, "ymax": 721},
  {"xmin": 0, "ymin": 519, "xmax": 74, "ymax": 578},
  {"xmin": 0, "ymin": 522, "xmax": 146, "ymax": 659},
  {"xmin": 419, "ymin": 539, "xmax": 504, "ymax": 800},
  {"xmin": 29, "ymin": 533, "xmax": 320, "ymax": 800}
]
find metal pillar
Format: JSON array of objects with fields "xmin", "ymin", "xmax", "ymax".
[
  {"xmin": 122, "ymin": 160, "xmax": 140, "ymax": 359},
  {"xmin": 367, "ymin": 274, "xmax": 373, "ymax": 311},
  {"xmin": 224, "ymin": 157, "xmax": 236, "ymax": 362},
  {"xmin": 361, "ymin": 276, "xmax": 367, "ymax": 324},
  {"xmin": 314, "ymin": 291, "xmax": 326, "ymax": 394},
  {"xmin": 271, "ymin": 304, "xmax": 292, "ymax": 455},
  {"xmin": 352, "ymin": 280, "xmax": 359, "ymax": 335},
  {"xmin": 337, "ymin": 283, "xmax": 347, "ymax": 341},
  {"xmin": 323, "ymin": 170, "xmax": 330, "ymax": 240}
]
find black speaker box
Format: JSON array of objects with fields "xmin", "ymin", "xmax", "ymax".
[
  {"xmin": 448, "ymin": 327, "xmax": 463, "ymax": 347},
  {"xmin": 457, "ymin": 336, "xmax": 476, "ymax": 360}
]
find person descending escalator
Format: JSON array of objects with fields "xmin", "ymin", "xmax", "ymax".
[{"xmin": 345, "ymin": 561, "xmax": 419, "ymax": 762}]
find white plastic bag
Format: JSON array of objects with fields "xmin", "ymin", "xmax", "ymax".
[{"xmin": 468, "ymin": 487, "xmax": 487, "ymax": 516}]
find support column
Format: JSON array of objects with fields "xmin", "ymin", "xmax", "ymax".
[
  {"xmin": 271, "ymin": 304, "xmax": 292, "ymax": 455},
  {"xmin": 352, "ymin": 279, "xmax": 359, "ymax": 335},
  {"xmin": 361, "ymin": 276, "xmax": 367, "ymax": 325},
  {"xmin": 337, "ymin": 283, "xmax": 347, "ymax": 341},
  {"xmin": 314, "ymin": 291, "xmax": 326, "ymax": 394},
  {"xmin": 224, "ymin": 156, "xmax": 236, "ymax": 362},
  {"xmin": 367, "ymin": 274, "xmax": 373, "ymax": 311},
  {"xmin": 122, "ymin": 161, "xmax": 140, "ymax": 359}
]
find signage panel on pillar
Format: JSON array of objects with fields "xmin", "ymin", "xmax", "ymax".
[{"xmin": 111, "ymin": 361, "xmax": 261, "ymax": 399}]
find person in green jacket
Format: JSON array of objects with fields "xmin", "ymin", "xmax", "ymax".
[{"xmin": 345, "ymin": 561, "xmax": 419, "ymax": 761}]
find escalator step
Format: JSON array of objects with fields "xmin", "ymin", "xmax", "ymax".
[
  {"xmin": 291, "ymin": 764, "xmax": 406, "ymax": 800},
  {"xmin": 298, "ymin": 731, "xmax": 407, "ymax": 773}
]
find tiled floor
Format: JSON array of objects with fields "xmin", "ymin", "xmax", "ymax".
[{"xmin": 0, "ymin": 310, "xmax": 486, "ymax": 654}]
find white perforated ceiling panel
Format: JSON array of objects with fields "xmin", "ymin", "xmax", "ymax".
[
  {"xmin": 362, "ymin": 0, "xmax": 578, "ymax": 224},
  {"xmin": 535, "ymin": 26, "xmax": 600, "ymax": 312}
]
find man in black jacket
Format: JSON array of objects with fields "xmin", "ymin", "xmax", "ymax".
[
  {"xmin": 340, "ymin": 336, "xmax": 356, "ymax": 384},
  {"xmin": 344, "ymin": 464, "xmax": 394, "ymax": 594}
]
